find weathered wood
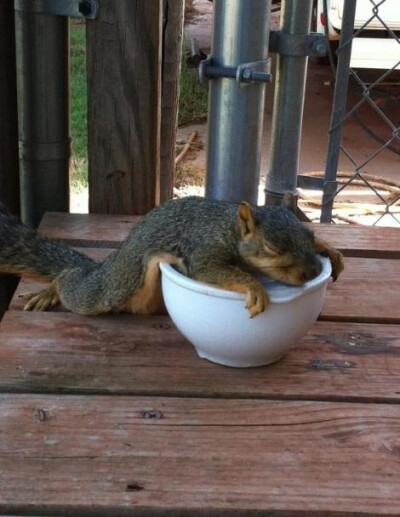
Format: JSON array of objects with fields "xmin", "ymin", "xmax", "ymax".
[
  {"xmin": 1, "ymin": 312, "xmax": 400, "ymax": 403},
  {"xmin": 38, "ymin": 212, "xmax": 400, "ymax": 258},
  {"xmin": 39, "ymin": 212, "xmax": 141, "ymax": 247},
  {"xmin": 0, "ymin": 0, "xmax": 20, "ymax": 318},
  {"xmin": 9, "ymin": 254, "xmax": 400, "ymax": 324},
  {"xmin": 321, "ymin": 257, "xmax": 400, "ymax": 324},
  {"xmin": 86, "ymin": 0, "xmax": 162, "ymax": 215},
  {"xmin": 0, "ymin": 0, "xmax": 19, "ymax": 213},
  {"xmin": 160, "ymin": 0, "xmax": 184, "ymax": 202},
  {"xmin": 1, "ymin": 394, "xmax": 400, "ymax": 516},
  {"xmin": 313, "ymin": 223, "xmax": 400, "ymax": 259}
]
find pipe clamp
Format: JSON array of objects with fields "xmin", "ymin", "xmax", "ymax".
[
  {"xmin": 199, "ymin": 57, "xmax": 272, "ymax": 86},
  {"xmin": 15, "ymin": 0, "xmax": 98, "ymax": 19}
]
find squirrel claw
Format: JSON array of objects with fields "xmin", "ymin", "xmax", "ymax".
[
  {"xmin": 328, "ymin": 249, "xmax": 345, "ymax": 282},
  {"xmin": 22, "ymin": 285, "xmax": 60, "ymax": 312},
  {"xmin": 246, "ymin": 286, "xmax": 269, "ymax": 318}
]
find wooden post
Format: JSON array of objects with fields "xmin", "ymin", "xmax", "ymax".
[
  {"xmin": 160, "ymin": 0, "xmax": 184, "ymax": 202},
  {"xmin": 0, "ymin": 0, "xmax": 19, "ymax": 317},
  {"xmin": 0, "ymin": 0, "xmax": 19, "ymax": 214},
  {"xmin": 86, "ymin": 0, "xmax": 163, "ymax": 215}
]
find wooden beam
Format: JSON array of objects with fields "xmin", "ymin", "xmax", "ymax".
[
  {"xmin": 0, "ymin": 0, "xmax": 20, "ymax": 318},
  {"xmin": 1, "ymin": 312, "xmax": 400, "ymax": 404},
  {"xmin": 1, "ymin": 394, "xmax": 400, "ymax": 515},
  {"xmin": 37, "ymin": 213, "xmax": 400, "ymax": 259},
  {"xmin": 86, "ymin": 0, "xmax": 163, "ymax": 215},
  {"xmin": 10, "ymin": 254, "xmax": 400, "ymax": 324},
  {"xmin": 160, "ymin": 0, "xmax": 184, "ymax": 202},
  {"xmin": 0, "ymin": 0, "xmax": 19, "ymax": 213}
]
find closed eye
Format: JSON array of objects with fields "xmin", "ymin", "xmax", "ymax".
[{"xmin": 263, "ymin": 242, "xmax": 281, "ymax": 256}]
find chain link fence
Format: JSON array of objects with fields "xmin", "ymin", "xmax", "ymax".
[{"xmin": 301, "ymin": 0, "xmax": 400, "ymax": 226}]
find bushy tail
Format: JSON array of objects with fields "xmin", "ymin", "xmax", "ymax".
[{"xmin": 0, "ymin": 204, "xmax": 96, "ymax": 279}]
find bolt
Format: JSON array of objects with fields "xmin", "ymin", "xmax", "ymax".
[
  {"xmin": 142, "ymin": 409, "xmax": 163, "ymax": 420},
  {"xmin": 242, "ymin": 68, "xmax": 253, "ymax": 82},
  {"xmin": 79, "ymin": 0, "xmax": 92, "ymax": 17},
  {"xmin": 313, "ymin": 41, "xmax": 327, "ymax": 56}
]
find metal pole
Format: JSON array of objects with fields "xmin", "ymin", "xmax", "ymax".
[
  {"xmin": 205, "ymin": 0, "xmax": 271, "ymax": 204},
  {"xmin": 264, "ymin": 0, "xmax": 313, "ymax": 206},
  {"xmin": 15, "ymin": 7, "xmax": 70, "ymax": 227},
  {"xmin": 320, "ymin": 0, "xmax": 357, "ymax": 223}
]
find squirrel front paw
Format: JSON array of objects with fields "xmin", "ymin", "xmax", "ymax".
[
  {"xmin": 245, "ymin": 285, "xmax": 269, "ymax": 318},
  {"xmin": 314, "ymin": 238, "xmax": 344, "ymax": 281},
  {"xmin": 326, "ymin": 248, "xmax": 344, "ymax": 281}
]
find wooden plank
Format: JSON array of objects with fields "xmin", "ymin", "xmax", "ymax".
[
  {"xmin": 9, "ymin": 254, "xmax": 400, "ymax": 324},
  {"xmin": 313, "ymin": 224, "xmax": 400, "ymax": 259},
  {"xmin": 0, "ymin": 0, "xmax": 19, "ymax": 214},
  {"xmin": 38, "ymin": 212, "xmax": 400, "ymax": 258},
  {"xmin": 1, "ymin": 311, "xmax": 400, "ymax": 403},
  {"xmin": 321, "ymin": 257, "xmax": 400, "ymax": 324},
  {"xmin": 1, "ymin": 394, "xmax": 400, "ymax": 515},
  {"xmin": 0, "ymin": 0, "xmax": 19, "ymax": 318},
  {"xmin": 38, "ymin": 212, "xmax": 141, "ymax": 247},
  {"xmin": 86, "ymin": 0, "xmax": 162, "ymax": 215},
  {"xmin": 160, "ymin": 0, "xmax": 185, "ymax": 202}
]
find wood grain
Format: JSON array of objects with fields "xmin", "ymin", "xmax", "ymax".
[
  {"xmin": 0, "ymin": 311, "xmax": 399, "ymax": 403},
  {"xmin": 313, "ymin": 223, "xmax": 400, "ymax": 258},
  {"xmin": 86, "ymin": 0, "xmax": 162, "ymax": 214},
  {"xmin": 0, "ymin": 0, "xmax": 19, "ymax": 214},
  {"xmin": 321, "ymin": 256, "xmax": 400, "ymax": 323},
  {"xmin": 39, "ymin": 212, "xmax": 141, "ymax": 247},
  {"xmin": 160, "ymin": 0, "xmax": 184, "ymax": 202},
  {"xmin": 1, "ymin": 394, "xmax": 400, "ymax": 515},
  {"xmin": 0, "ymin": 0, "xmax": 19, "ymax": 318},
  {"xmin": 9, "ymin": 255, "xmax": 400, "ymax": 324},
  {"xmin": 38, "ymin": 213, "xmax": 400, "ymax": 258}
]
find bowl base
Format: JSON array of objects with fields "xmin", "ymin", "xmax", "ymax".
[{"xmin": 195, "ymin": 349, "xmax": 286, "ymax": 368}]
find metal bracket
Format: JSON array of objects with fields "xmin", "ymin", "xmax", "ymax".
[
  {"xmin": 15, "ymin": 0, "xmax": 99, "ymax": 19},
  {"xmin": 199, "ymin": 57, "xmax": 272, "ymax": 86},
  {"xmin": 297, "ymin": 175, "xmax": 338, "ymax": 193},
  {"xmin": 269, "ymin": 30, "xmax": 328, "ymax": 57}
]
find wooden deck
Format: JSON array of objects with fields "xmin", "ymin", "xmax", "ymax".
[{"xmin": 1, "ymin": 213, "xmax": 400, "ymax": 516}]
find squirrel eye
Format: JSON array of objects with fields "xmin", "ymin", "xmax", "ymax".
[{"xmin": 263, "ymin": 241, "xmax": 280, "ymax": 256}]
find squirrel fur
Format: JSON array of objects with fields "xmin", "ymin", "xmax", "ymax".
[{"xmin": 0, "ymin": 195, "xmax": 344, "ymax": 318}]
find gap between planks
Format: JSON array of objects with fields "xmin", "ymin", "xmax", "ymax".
[
  {"xmin": 38, "ymin": 212, "xmax": 400, "ymax": 259},
  {"xmin": 1, "ymin": 311, "xmax": 400, "ymax": 404}
]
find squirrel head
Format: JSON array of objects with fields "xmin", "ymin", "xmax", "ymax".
[{"xmin": 237, "ymin": 199, "xmax": 321, "ymax": 285}]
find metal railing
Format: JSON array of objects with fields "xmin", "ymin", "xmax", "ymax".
[{"xmin": 320, "ymin": 0, "xmax": 400, "ymax": 225}]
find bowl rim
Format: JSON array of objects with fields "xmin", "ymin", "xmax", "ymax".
[{"xmin": 159, "ymin": 255, "xmax": 332, "ymax": 304}]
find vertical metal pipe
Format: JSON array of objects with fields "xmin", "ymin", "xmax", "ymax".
[
  {"xmin": 264, "ymin": 0, "xmax": 313, "ymax": 206},
  {"xmin": 15, "ymin": 8, "xmax": 70, "ymax": 227},
  {"xmin": 320, "ymin": 0, "xmax": 357, "ymax": 223},
  {"xmin": 205, "ymin": 0, "xmax": 271, "ymax": 204}
]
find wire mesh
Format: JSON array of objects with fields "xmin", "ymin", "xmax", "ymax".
[{"xmin": 319, "ymin": 0, "xmax": 400, "ymax": 226}]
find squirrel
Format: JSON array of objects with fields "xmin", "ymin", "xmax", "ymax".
[{"xmin": 0, "ymin": 195, "xmax": 344, "ymax": 318}]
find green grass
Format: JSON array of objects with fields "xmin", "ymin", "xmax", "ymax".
[
  {"xmin": 70, "ymin": 22, "xmax": 88, "ymax": 187},
  {"xmin": 69, "ymin": 24, "xmax": 208, "ymax": 188},
  {"xmin": 178, "ymin": 43, "xmax": 209, "ymax": 126}
]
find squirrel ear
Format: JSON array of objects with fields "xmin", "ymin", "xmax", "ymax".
[
  {"xmin": 238, "ymin": 201, "xmax": 257, "ymax": 237},
  {"xmin": 281, "ymin": 192, "xmax": 297, "ymax": 213}
]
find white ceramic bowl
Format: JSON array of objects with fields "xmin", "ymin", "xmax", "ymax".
[{"xmin": 159, "ymin": 256, "xmax": 332, "ymax": 368}]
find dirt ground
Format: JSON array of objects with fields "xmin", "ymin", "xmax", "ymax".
[{"xmin": 180, "ymin": 0, "xmax": 400, "ymax": 226}]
